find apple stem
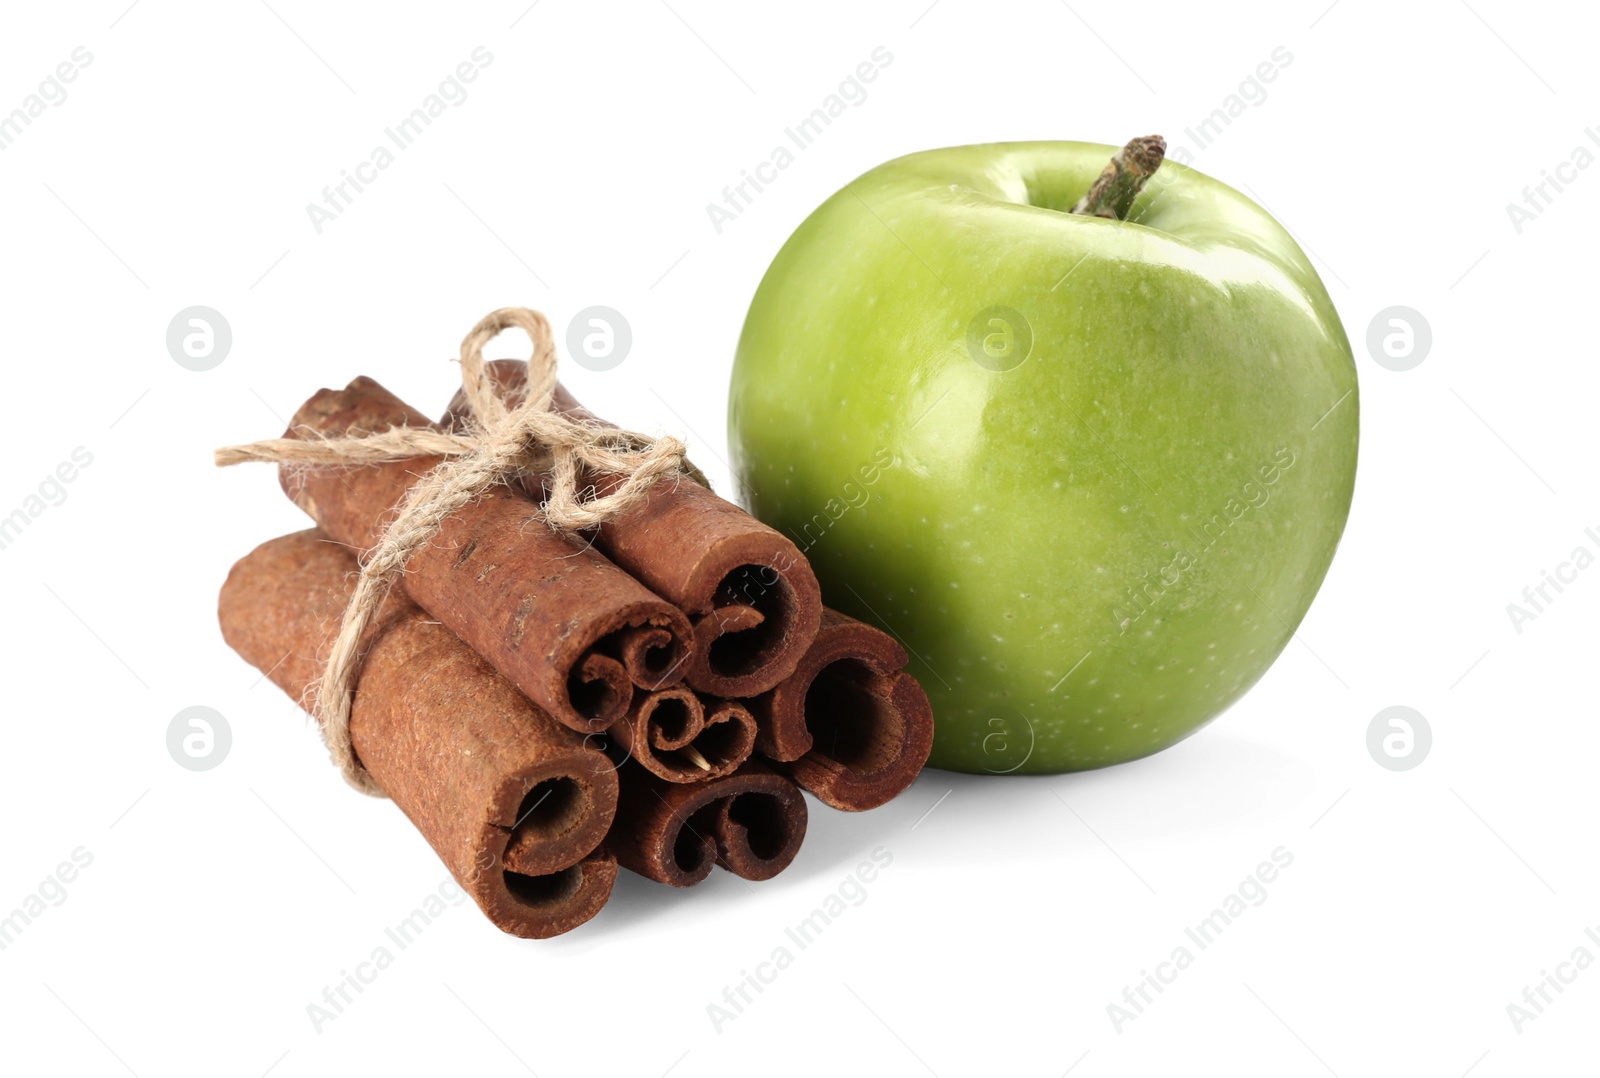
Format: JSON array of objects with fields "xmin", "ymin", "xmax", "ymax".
[{"xmin": 1071, "ymin": 135, "xmax": 1166, "ymax": 220}]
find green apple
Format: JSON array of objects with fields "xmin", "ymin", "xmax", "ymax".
[{"xmin": 728, "ymin": 139, "xmax": 1357, "ymax": 774}]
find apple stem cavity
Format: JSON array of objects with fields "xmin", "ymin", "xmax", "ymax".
[{"xmin": 1070, "ymin": 135, "xmax": 1166, "ymax": 221}]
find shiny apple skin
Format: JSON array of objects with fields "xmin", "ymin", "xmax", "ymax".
[{"xmin": 729, "ymin": 142, "xmax": 1358, "ymax": 773}]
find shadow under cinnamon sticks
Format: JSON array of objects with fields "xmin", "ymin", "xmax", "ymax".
[
  {"xmin": 747, "ymin": 608, "xmax": 936, "ymax": 811},
  {"xmin": 219, "ymin": 529, "xmax": 617, "ymax": 939}
]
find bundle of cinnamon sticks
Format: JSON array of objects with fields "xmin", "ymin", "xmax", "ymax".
[{"xmin": 219, "ymin": 356, "xmax": 933, "ymax": 938}]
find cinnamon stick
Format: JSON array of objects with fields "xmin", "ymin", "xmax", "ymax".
[
  {"xmin": 608, "ymin": 688, "xmax": 757, "ymax": 783},
  {"xmin": 608, "ymin": 761, "xmax": 807, "ymax": 886},
  {"xmin": 219, "ymin": 529, "xmax": 618, "ymax": 938},
  {"xmin": 748, "ymin": 609, "xmax": 935, "ymax": 811},
  {"xmin": 442, "ymin": 361, "xmax": 823, "ymax": 699},
  {"xmin": 279, "ymin": 376, "xmax": 693, "ymax": 733}
]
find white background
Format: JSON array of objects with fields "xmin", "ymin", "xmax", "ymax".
[{"xmin": 1, "ymin": 1, "xmax": 1595, "ymax": 1075}]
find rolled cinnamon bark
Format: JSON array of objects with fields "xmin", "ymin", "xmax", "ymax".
[
  {"xmin": 748, "ymin": 609, "xmax": 935, "ymax": 812},
  {"xmin": 608, "ymin": 688, "xmax": 757, "ymax": 783},
  {"xmin": 442, "ymin": 361, "xmax": 823, "ymax": 699},
  {"xmin": 280, "ymin": 376, "xmax": 692, "ymax": 733},
  {"xmin": 608, "ymin": 761, "xmax": 807, "ymax": 886},
  {"xmin": 219, "ymin": 529, "xmax": 618, "ymax": 938}
]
